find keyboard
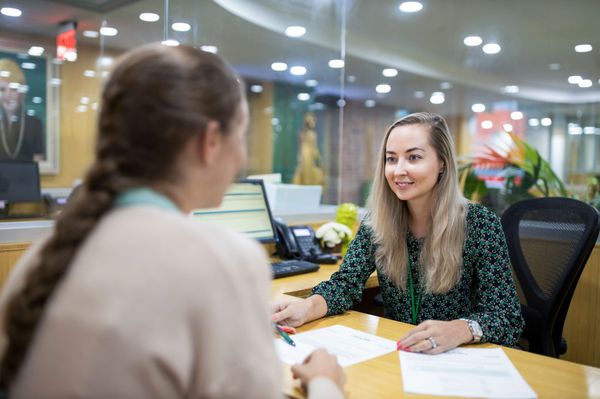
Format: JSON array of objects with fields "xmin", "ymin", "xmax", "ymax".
[{"xmin": 271, "ymin": 259, "xmax": 320, "ymax": 279}]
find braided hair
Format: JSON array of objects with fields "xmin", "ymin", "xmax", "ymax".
[{"xmin": 0, "ymin": 43, "xmax": 243, "ymax": 388}]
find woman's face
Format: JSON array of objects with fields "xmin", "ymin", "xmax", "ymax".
[{"xmin": 384, "ymin": 123, "xmax": 444, "ymax": 208}]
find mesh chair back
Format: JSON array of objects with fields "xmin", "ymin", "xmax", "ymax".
[{"xmin": 501, "ymin": 197, "xmax": 600, "ymax": 357}]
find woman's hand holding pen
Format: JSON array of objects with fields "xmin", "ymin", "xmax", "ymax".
[
  {"xmin": 397, "ymin": 319, "xmax": 472, "ymax": 354},
  {"xmin": 291, "ymin": 348, "xmax": 346, "ymax": 393}
]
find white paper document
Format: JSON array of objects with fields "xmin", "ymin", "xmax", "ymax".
[
  {"xmin": 274, "ymin": 325, "xmax": 396, "ymax": 367},
  {"xmin": 399, "ymin": 347, "xmax": 537, "ymax": 398}
]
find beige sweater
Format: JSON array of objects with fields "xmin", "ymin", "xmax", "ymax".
[{"xmin": 0, "ymin": 206, "xmax": 342, "ymax": 398}]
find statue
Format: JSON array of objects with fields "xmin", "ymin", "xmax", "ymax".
[{"xmin": 292, "ymin": 112, "xmax": 324, "ymax": 186}]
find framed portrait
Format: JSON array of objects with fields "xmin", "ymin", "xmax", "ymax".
[{"xmin": 0, "ymin": 47, "xmax": 60, "ymax": 174}]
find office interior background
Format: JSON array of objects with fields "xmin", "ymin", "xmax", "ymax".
[{"xmin": 1, "ymin": 0, "xmax": 599, "ymax": 207}]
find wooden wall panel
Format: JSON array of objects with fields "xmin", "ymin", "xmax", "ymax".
[{"xmin": 0, "ymin": 243, "xmax": 30, "ymax": 289}]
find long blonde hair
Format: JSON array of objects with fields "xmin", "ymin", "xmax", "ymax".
[{"xmin": 366, "ymin": 112, "xmax": 467, "ymax": 294}]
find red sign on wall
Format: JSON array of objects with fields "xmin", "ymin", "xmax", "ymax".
[{"xmin": 57, "ymin": 21, "xmax": 77, "ymax": 62}]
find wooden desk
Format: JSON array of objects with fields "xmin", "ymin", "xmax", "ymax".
[{"xmin": 282, "ymin": 311, "xmax": 600, "ymax": 398}]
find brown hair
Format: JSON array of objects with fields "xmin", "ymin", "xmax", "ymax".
[
  {"xmin": 0, "ymin": 43, "xmax": 243, "ymax": 388},
  {"xmin": 366, "ymin": 112, "xmax": 467, "ymax": 293}
]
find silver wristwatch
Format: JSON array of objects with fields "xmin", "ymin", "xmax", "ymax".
[{"xmin": 461, "ymin": 318, "xmax": 483, "ymax": 343}]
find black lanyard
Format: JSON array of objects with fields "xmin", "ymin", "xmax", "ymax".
[{"xmin": 407, "ymin": 254, "xmax": 422, "ymax": 325}]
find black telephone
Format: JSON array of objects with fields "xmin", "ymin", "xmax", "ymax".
[{"xmin": 274, "ymin": 220, "xmax": 338, "ymax": 264}]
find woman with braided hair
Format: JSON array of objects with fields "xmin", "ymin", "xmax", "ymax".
[{"xmin": 0, "ymin": 44, "xmax": 344, "ymax": 398}]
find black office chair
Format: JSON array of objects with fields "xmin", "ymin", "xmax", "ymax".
[{"xmin": 501, "ymin": 197, "xmax": 600, "ymax": 358}]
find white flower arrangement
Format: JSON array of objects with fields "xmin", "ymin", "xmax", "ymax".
[{"xmin": 315, "ymin": 222, "xmax": 353, "ymax": 249}]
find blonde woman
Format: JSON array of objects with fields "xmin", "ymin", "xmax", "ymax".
[{"xmin": 273, "ymin": 112, "xmax": 523, "ymax": 353}]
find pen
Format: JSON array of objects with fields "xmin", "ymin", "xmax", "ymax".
[{"xmin": 273, "ymin": 322, "xmax": 296, "ymax": 347}]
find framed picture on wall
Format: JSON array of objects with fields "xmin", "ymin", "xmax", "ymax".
[{"xmin": 0, "ymin": 47, "xmax": 60, "ymax": 174}]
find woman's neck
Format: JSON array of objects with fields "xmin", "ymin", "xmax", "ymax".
[{"xmin": 407, "ymin": 198, "xmax": 432, "ymax": 239}]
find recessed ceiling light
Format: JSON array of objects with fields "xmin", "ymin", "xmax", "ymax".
[
  {"xmin": 430, "ymin": 92, "xmax": 445, "ymax": 104},
  {"xmin": 482, "ymin": 43, "xmax": 501, "ymax": 54},
  {"xmin": 413, "ymin": 91, "xmax": 424, "ymax": 98},
  {"xmin": 83, "ymin": 70, "xmax": 96, "ymax": 78},
  {"xmin": 290, "ymin": 66, "xmax": 307, "ymax": 76},
  {"xmin": 584, "ymin": 126, "xmax": 596, "ymax": 135},
  {"xmin": 376, "ymin": 84, "xmax": 391, "ymax": 94},
  {"xmin": 1, "ymin": 7, "xmax": 22, "ymax": 17},
  {"xmin": 481, "ymin": 120, "xmax": 493, "ymax": 129},
  {"xmin": 399, "ymin": 1, "xmax": 423, "ymax": 13},
  {"xmin": 503, "ymin": 85, "xmax": 519, "ymax": 94},
  {"xmin": 80, "ymin": 96, "xmax": 90, "ymax": 105},
  {"xmin": 100, "ymin": 27, "xmax": 118, "ymax": 37},
  {"xmin": 32, "ymin": 96, "xmax": 42, "ymax": 104},
  {"xmin": 271, "ymin": 62, "xmax": 288, "ymax": 72},
  {"xmin": 471, "ymin": 103, "xmax": 485, "ymax": 113},
  {"xmin": 568, "ymin": 75, "xmax": 582, "ymax": 84},
  {"xmin": 569, "ymin": 125, "xmax": 582, "ymax": 135},
  {"xmin": 97, "ymin": 56, "xmax": 114, "ymax": 67},
  {"xmin": 297, "ymin": 92, "xmax": 310, "ymax": 101},
  {"xmin": 578, "ymin": 79, "xmax": 593, "ymax": 88},
  {"xmin": 337, "ymin": 99, "xmax": 346, "ymax": 108},
  {"xmin": 161, "ymin": 39, "xmax": 180, "ymax": 47},
  {"xmin": 139, "ymin": 12, "xmax": 160, "ymax": 22},
  {"xmin": 528, "ymin": 118, "xmax": 539, "ymax": 127},
  {"xmin": 510, "ymin": 111, "xmax": 524, "ymax": 120},
  {"xmin": 250, "ymin": 85, "xmax": 263, "ymax": 93},
  {"xmin": 440, "ymin": 82, "xmax": 452, "ymax": 89},
  {"xmin": 305, "ymin": 79, "xmax": 318, "ymax": 87},
  {"xmin": 28, "ymin": 46, "xmax": 44, "ymax": 56},
  {"xmin": 328, "ymin": 59, "xmax": 344, "ymax": 69},
  {"xmin": 83, "ymin": 30, "xmax": 99, "ymax": 38},
  {"xmin": 200, "ymin": 45, "xmax": 218, "ymax": 53},
  {"xmin": 575, "ymin": 44, "xmax": 592, "ymax": 53},
  {"xmin": 549, "ymin": 63, "xmax": 561, "ymax": 70},
  {"xmin": 21, "ymin": 62, "xmax": 35, "ymax": 70},
  {"xmin": 541, "ymin": 118, "xmax": 552, "ymax": 126},
  {"xmin": 347, "ymin": 75, "xmax": 356, "ymax": 83},
  {"xmin": 172, "ymin": 22, "xmax": 191, "ymax": 32},
  {"xmin": 503, "ymin": 123, "xmax": 513, "ymax": 132},
  {"xmin": 382, "ymin": 68, "xmax": 398, "ymax": 77},
  {"xmin": 364, "ymin": 99, "xmax": 376, "ymax": 108},
  {"xmin": 463, "ymin": 36, "xmax": 482, "ymax": 46},
  {"xmin": 50, "ymin": 78, "xmax": 62, "ymax": 86},
  {"xmin": 285, "ymin": 26, "xmax": 306, "ymax": 37}
]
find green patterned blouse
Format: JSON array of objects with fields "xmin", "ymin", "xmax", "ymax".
[{"xmin": 312, "ymin": 202, "xmax": 524, "ymax": 347}]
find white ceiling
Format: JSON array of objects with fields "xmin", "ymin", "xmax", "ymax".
[{"xmin": 1, "ymin": 0, "xmax": 599, "ymax": 116}]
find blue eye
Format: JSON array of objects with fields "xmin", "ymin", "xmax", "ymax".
[{"xmin": 408, "ymin": 154, "xmax": 422, "ymax": 161}]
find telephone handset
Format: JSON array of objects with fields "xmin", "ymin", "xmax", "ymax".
[{"xmin": 274, "ymin": 220, "xmax": 338, "ymax": 264}]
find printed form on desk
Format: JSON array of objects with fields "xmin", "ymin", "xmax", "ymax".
[
  {"xmin": 400, "ymin": 348, "xmax": 537, "ymax": 398},
  {"xmin": 274, "ymin": 325, "xmax": 395, "ymax": 367}
]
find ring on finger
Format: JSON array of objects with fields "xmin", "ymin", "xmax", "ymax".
[{"xmin": 427, "ymin": 336, "xmax": 438, "ymax": 349}]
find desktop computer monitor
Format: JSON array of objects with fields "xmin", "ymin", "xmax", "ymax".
[
  {"xmin": 191, "ymin": 179, "xmax": 277, "ymax": 243},
  {"xmin": 0, "ymin": 161, "xmax": 41, "ymax": 202}
]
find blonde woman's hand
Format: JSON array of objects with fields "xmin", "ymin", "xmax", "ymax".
[
  {"xmin": 396, "ymin": 319, "xmax": 473, "ymax": 354},
  {"xmin": 271, "ymin": 295, "xmax": 328, "ymax": 327},
  {"xmin": 291, "ymin": 348, "xmax": 346, "ymax": 392}
]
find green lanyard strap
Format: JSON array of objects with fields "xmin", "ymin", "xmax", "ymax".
[{"xmin": 407, "ymin": 254, "xmax": 422, "ymax": 325}]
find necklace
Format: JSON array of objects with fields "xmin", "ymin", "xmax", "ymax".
[{"xmin": 0, "ymin": 106, "xmax": 26, "ymax": 159}]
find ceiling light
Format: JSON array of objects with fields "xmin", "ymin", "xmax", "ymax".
[
  {"xmin": 347, "ymin": 75, "xmax": 356, "ymax": 83},
  {"xmin": 1, "ymin": 7, "xmax": 21, "ymax": 17},
  {"xmin": 471, "ymin": 103, "xmax": 485, "ymax": 113},
  {"xmin": 578, "ymin": 79, "xmax": 592, "ymax": 88},
  {"xmin": 297, "ymin": 92, "xmax": 310, "ymax": 101},
  {"xmin": 328, "ymin": 59, "xmax": 344, "ymax": 69},
  {"xmin": 503, "ymin": 123, "xmax": 513, "ymax": 132},
  {"xmin": 399, "ymin": 2, "xmax": 423, "ymax": 13},
  {"xmin": 83, "ymin": 70, "xmax": 96, "ymax": 78},
  {"xmin": 172, "ymin": 22, "xmax": 191, "ymax": 32},
  {"xmin": 250, "ymin": 85, "xmax": 263, "ymax": 93},
  {"xmin": 541, "ymin": 118, "xmax": 552, "ymax": 126},
  {"xmin": 568, "ymin": 75, "xmax": 582, "ymax": 84},
  {"xmin": 482, "ymin": 43, "xmax": 501, "ymax": 54},
  {"xmin": 430, "ymin": 92, "xmax": 445, "ymax": 104},
  {"xmin": 569, "ymin": 126, "xmax": 582, "ymax": 135},
  {"xmin": 440, "ymin": 82, "xmax": 452, "ymax": 89},
  {"xmin": 290, "ymin": 66, "xmax": 307, "ymax": 76},
  {"xmin": 285, "ymin": 26, "xmax": 306, "ymax": 37},
  {"xmin": 463, "ymin": 36, "xmax": 482, "ymax": 46},
  {"xmin": 100, "ymin": 27, "xmax": 118, "ymax": 37},
  {"xmin": 549, "ymin": 63, "xmax": 561, "ymax": 70},
  {"xmin": 200, "ymin": 45, "xmax": 218, "ymax": 53},
  {"xmin": 76, "ymin": 105, "xmax": 88, "ymax": 113},
  {"xmin": 27, "ymin": 46, "xmax": 44, "ymax": 56},
  {"xmin": 305, "ymin": 79, "xmax": 318, "ymax": 87},
  {"xmin": 83, "ymin": 30, "xmax": 99, "ymax": 38},
  {"xmin": 575, "ymin": 44, "xmax": 592, "ymax": 53},
  {"xmin": 510, "ymin": 111, "xmax": 524, "ymax": 120},
  {"xmin": 161, "ymin": 39, "xmax": 180, "ymax": 47},
  {"xmin": 413, "ymin": 91, "xmax": 424, "ymax": 98},
  {"xmin": 80, "ymin": 96, "xmax": 90, "ymax": 105},
  {"xmin": 50, "ymin": 78, "xmax": 62, "ymax": 86},
  {"xmin": 528, "ymin": 118, "xmax": 539, "ymax": 127},
  {"xmin": 271, "ymin": 62, "xmax": 288, "ymax": 72},
  {"xmin": 337, "ymin": 99, "xmax": 346, "ymax": 108},
  {"xmin": 139, "ymin": 12, "xmax": 160, "ymax": 22},
  {"xmin": 32, "ymin": 96, "xmax": 42, "ymax": 104},
  {"xmin": 97, "ymin": 56, "xmax": 114, "ymax": 67},
  {"xmin": 584, "ymin": 126, "xmax": 596, "ymax": 135},
  {"xmin": 364, "ymin": 99, "xmax": 376, "ymax": 108},
  {"xmin": 382, "ymin": 68, "xmax": 398, "ymax": 77},
  {"xmin": 481, "ymin": 120, "xmax": 493, "ymax": 129},
  {"xmin": 21, "ymin": 62, "xmax": 35, "ymax": 70},
  {"xmin": 503, "ymin": 85, "xmax": 519, "ymax": 94},
  {"xmin": 376, "ymin": 84, "xmax": 391, "ymax": 94}
]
